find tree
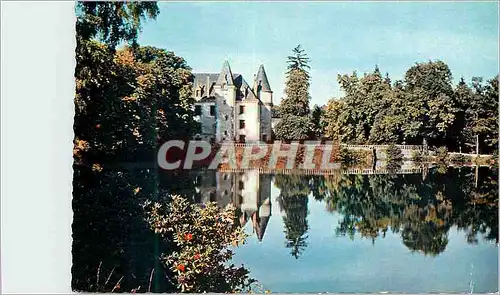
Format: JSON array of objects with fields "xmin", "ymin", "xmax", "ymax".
[
  {"xmin": 336, "ymin": 66, "xmax": 394, "ymax": 144},
  {"xmin": 76, "ymin": 2, "xmax": 160, "ymax": 50},
  {"xmin": 73, "ymin": 3, "xmax": 198, "ymax": 163},
  {"xmin": 273, "ymin": 114, "xmax": 312, "ymax": 141},
  {"xmin": 462, "ymin": 76, "xmax": 499, "ymax": 154},
  {"xmin": 275, "ymin": 45, "xmax": 312, "ymax": 141},
  {"xmin": 310, "ymin": 105, "xmax": 324, "ymax": 139},
  {"xmin": 403, "ymin": 60, "xmax": 460, "ymax": 147},
  {"xmin": 320, "ymin": 99, "xmax": 344, "ymax": 141},
  {"xmin": 320, "ymin": 61, "xmax": 498, "ymax": 152}
]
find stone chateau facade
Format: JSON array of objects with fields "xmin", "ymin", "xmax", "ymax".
[{"xmin": 192, "ymin": 61, "xmax": 273, "ymax": 142}]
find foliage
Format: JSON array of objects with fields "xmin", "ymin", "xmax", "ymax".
[
  {"xmin": 276, "ymin": 45, "xmax": 313, "ymax": 140},
  {"xmin": 435, "ymin": 146, "xmax": 448, "ymax": 162},
  {"xmin": 385, "ymin": 144, "xmax": 403, "ymax": 162},
  {"xmin": 76, "ymin": 2, "xmax": 160, "ymax": 50},
  {"xmin": 274, "ymin": 114, "xmax": 313, "ymax": 141},
  {"xmin": 145, "ymin": 196, "xmax": 256, "ymax": 293},
  {"xmin": 320, "ymin": 99, "xmax": 344, "ymax": 141},
  {"xmin": 384, "ymin": 144, "xmax": 403, "ymax": 172},
  {"xmin": 411, "ymin": 150, "xmax": 425, "ymax": 163},
  {"xmin": 310, "ymin": 105, "xmax": 325, "ymax": 139},
  {"xmin": 449, "ymin": 154, "xmax": 471, "ymax": 165},
  {"xmin": 74, "ymin": 3, "xmax": 198, "ymax": 164},
  {"xmin": 319, "ymin": 61, "xmax": 498, "ymax": 153},
  {"xmin": 286, "ymin": 44, "xmax": 311, "ymax": 75},
  {"xmin": 72, "ymin": 165, "xmax": 177, "ymax": 292},
  {"xmin": 340, "ymin": 148, "xmax": 366, "ymax": 166}
]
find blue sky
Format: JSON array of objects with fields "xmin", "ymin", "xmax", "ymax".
[{"xmin": 138, "ymin": 1, "xmax": 499, "ymax": 106}]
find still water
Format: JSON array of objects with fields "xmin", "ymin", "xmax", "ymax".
[{"xmin": 72, "ymin": 166, "xmax": 498, "ymax": 293}]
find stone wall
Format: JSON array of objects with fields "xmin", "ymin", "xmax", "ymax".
[
  {"xmin": 235, "ymin": 101, "xmax": 260, "ymax": 141},
  {"xmin": 193, "ymin": 102, "xmax": 216, "ymax": 140},
  {"xmin": 260, "ymin": 104, "xmax": 272, "ymax": 142}
]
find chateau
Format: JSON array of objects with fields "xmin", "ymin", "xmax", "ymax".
[{"xmin": 192, "ymin": 61, "xmax": 273, "ymax": 142}]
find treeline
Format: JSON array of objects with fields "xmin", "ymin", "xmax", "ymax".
[
  {"xmin": 273, "ymin": 46, "xmax": 498, "ymax": 154},
  {"xmin": 320, "ymin": 62, "xmax": 498, "ymax": 153},
  {"xmin": 74, "ymin": 2, "xmax": 198, "ymax": 165}
]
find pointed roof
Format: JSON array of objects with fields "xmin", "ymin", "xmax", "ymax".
[
  {"xmin": 256, "ymin": 216, "xmax": 270, "ymax": 242},
  {"xmin": 254, "ymin": 64, "xmax": 272, "ymax": 92},
  {"xmin": 216, "ymin": 60, "xmax": 235, "ymax": 86}
]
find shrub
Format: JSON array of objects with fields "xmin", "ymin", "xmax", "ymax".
[
  {"xmin": 385, "ymin": 144, "xmax": 403, "ymax": 162},
  {"xmin": 411, "ymin": 150, "xmax": 424, "ymax": 163},
  {"xmin": 340, "ymin": 148, "xmax": 367, "ymax": 166},
  {"xmin": 385, "ymin": 144, "xmax": 403, "ymax": 171},
  {"xmin": 145, "ymin": 196, "xmax": 257, "ymax": 293},
  {"xmin": 435, "ymin": 146, "xmax": 448, "ymax": 162},
  {"xmin": 449, "ymin": 154, "xmax": 470, "ymax": 164}
]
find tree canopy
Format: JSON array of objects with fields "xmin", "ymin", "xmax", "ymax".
[
  {"xmin": 275, "ymin": 45, "xmax": 313, "ymax": 141},
  {"xmin": 318, "ymin": 61, "xmax": 498, "ymax": 153}
]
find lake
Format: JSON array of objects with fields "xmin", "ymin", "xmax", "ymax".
[{"xmin": 72, "ymin": 165, "xmax": 498, "ymax": 293}]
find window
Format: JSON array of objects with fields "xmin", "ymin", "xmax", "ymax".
[
  {"xmin": 224, "ymin": 130, "xmax": 228, "ymax": 136},
  {"xmin": 239, "ymin": 105, "xmax": 245, "ymax": 114},
  {"xmin": 239, "ymin": 120, "xmax": 245, "ymax": 129},
  {"xmin": 239, "ymin": 135, "xmax": 246, "ymax": 143},
  {"xmin": 224, "ymin": 115, "xmax": 228, "ymax": 120},
  {"xmin": 210, "ymin": 105, "xmax": 216, "ymax": 116},
  {"xmin": 194, "ymin": 105, "xmax": 201, "ymax": 115},
  {"xmin": 239, "ymin": 180, "xmax": 244, "ymax": 190}
]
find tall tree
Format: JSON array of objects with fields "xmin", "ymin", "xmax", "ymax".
[
  {"xmin": 76, "ymin": 2, "xmax": 159, "ymax": 50},
  {"xmin": 336, "ymin": 66, "xmax": 393, "ymax": 144},
  {"xmin": 274, "ymin": 45, "xmax": 312, "ymax": 140},
  {"xmin": 403, "ymin": 60, "xmax": 460, "ymax": 147},
  {"xmin": 463, "ymin": 76, "xmax": 499, "ymax": 154}
]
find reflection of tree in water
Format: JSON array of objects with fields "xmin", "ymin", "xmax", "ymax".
[
  {"xmin": 452, "ymin": 167, "xmax": 499, "ymax": 244},
  {"xmin": 401, "ymin": 203, "xmax": 452, "ymax": 256},
  {"xmin": 274, "ymin": 175, "xmax": 310, "ymax": 259},
  {"xmin": 309, "ymin": 167, "xmax": 498, "ymax": 256}
]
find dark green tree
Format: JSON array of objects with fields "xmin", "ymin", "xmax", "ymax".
[
  {"xmin": 275, "ymin": 45, "xmax": 312, "ymax": 140},
  {"xmin": 310, "ymin": 105, "xmax": 325, "ymax": 139},
  {"xmin": 403, "ymin": 60, "xmax": 460, "ymax": 147},
  {"xmin": 76, "ymin": 2, "xmax": 159, "ymax": 50}
]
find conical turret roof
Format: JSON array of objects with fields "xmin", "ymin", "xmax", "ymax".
[
  {"xmin": 216, "ymin": 60, "xmax": 235, "ymax": 86},
  {"xmin": 254, "ymin": 64, "xmax": 272, "ymax": 92}
]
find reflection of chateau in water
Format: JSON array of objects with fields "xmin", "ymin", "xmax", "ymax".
[{"xmin": 194, "ymin": 170, "xmax": 272, "ymax": 241}]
